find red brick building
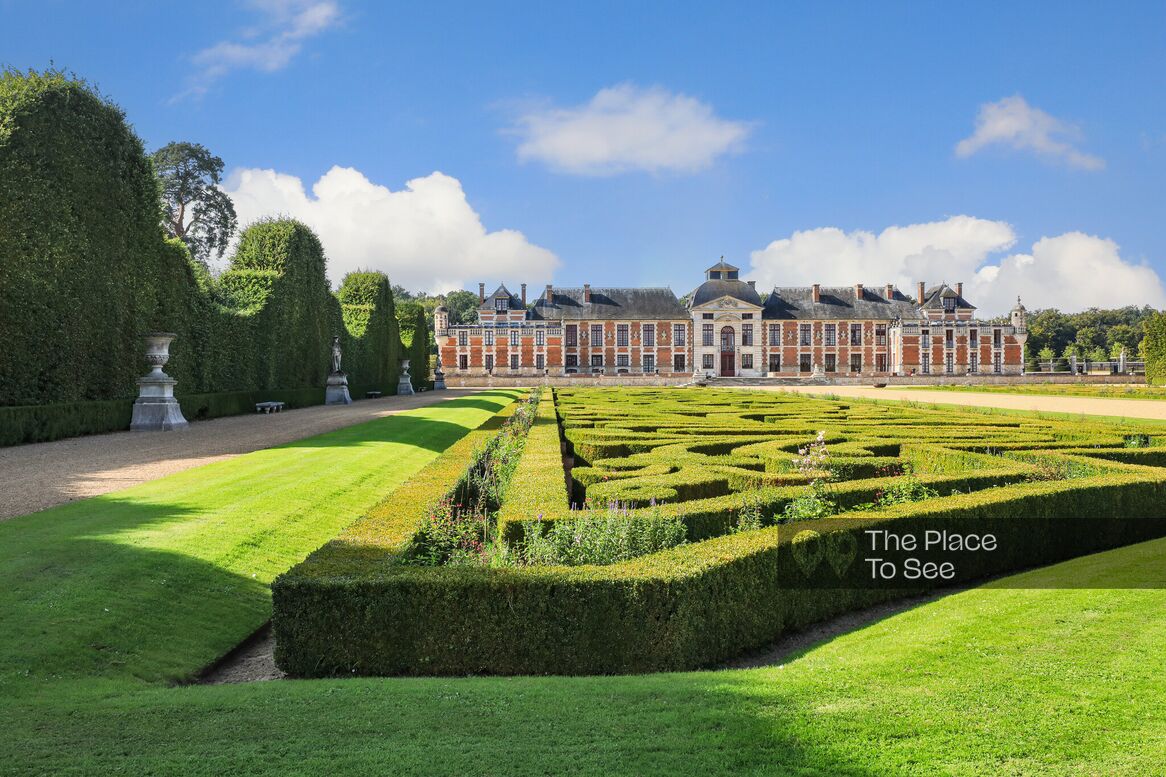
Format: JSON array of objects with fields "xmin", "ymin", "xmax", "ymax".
[{"xmin": 436, "ymin": 260, "xmax": 1028, "ymax": 380}]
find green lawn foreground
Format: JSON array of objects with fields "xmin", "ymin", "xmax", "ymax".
[
  {"xmin": 0, "ymin": 389, "xmax": 521, "ymax": 686},
  {"xmin": 3, "ymin": 536, "xmax": 1165, "ymax": 776}
]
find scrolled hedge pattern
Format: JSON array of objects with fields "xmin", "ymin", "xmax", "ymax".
[{"xmin": 273, "ymin": 388, "xmax": 1166, "ymax": 677}]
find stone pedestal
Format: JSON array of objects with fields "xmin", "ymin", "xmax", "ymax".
[
  {"xmin": 398, "ymin": 359, "xmax": 415, "ymax": 396},
  {"xmin": 810, "ymin": 362, "xmax": 826, "ymax": 378},
  {"xmin": 325, "ymin": 372, "xmax": 352, "ymax": 405},
  {"xmin": 433, "ymin": 363, "xmax": 446, "ymax": 390},
  {"xmin": 131, "ymin": 333, "xmax": 189, "ymax": 432}
]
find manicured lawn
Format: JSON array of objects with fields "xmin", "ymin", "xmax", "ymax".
[
  {"xmin": 3, "ymin": 390, "xmax": 1165, "ymax": 775},
  {"xmin": 0, "ymin": 390, "xmax": 520, "ymax": 685},
  {"xmin": 903, "ymin": 383, "xmax": 1166, "ymax": 400},
  {"xmin": 4, "ymin": 537, "xmax": 1166, "ymax": 775}
]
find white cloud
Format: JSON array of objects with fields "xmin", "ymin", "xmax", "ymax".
[
  {"xmin": 749, "ymin": 217, "xmax": 1165, "ymax": 315},
  {"xmin": 176, "ymin": 0, "xmax": 341, "ymax": 101},
  {"xmin": 222, "ymin": 166, "xmax": 559, "ymax": 294},
  {"xmin": 510, "ymin": 83, "xmax": 752, "ymax": 175},
  {"xmin": 955, "ymin": 95, "xmax": 1104, "ymax": 170}
]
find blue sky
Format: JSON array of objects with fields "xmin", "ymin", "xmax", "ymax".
[{"xmin": 2, "ymin": 0, "xmax": 1164, "ymax": 313}]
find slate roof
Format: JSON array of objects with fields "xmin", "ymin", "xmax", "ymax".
[
  {"xmin": 478, "ymin": 283, "xmax": 524, "ymax": 310},
  {"xmin": 530, "ymin": 287, "xmax": 689, "ymax": 321},
  {"xmin": 761, "ymin": 287, "xmax": 924, "ymax": 321},
  {"xmin": 690, "ymin": 279, "xmax": 764, "ymax": 307},
  {"xmin": 920, "ymin": 283, "xmax": 976, "ymax": 311}
]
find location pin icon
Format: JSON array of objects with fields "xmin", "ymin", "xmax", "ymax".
[{"xmin": 791, "ymin": 530, "xmax": 825, "ymax": 579}]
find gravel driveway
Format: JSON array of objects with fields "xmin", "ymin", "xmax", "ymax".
[{"xmin": 0, "ymin": 390, "xmax": 479, "ymax": 520}]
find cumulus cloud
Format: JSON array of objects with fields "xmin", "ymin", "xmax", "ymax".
[
  {"xmin": 175, "ymin": 0, "xmax": 341, "ymax": 101},
  {"xmin": 954, "ymin": 95, "xmax": 1105, "ymax": 170},
  {"xmin": 510, "ymin": 83, "xmax": 752, "ymax": 175},
  {"xmin": 223, "ymin": 166, "xmax": 560, "ymax": 293},
  {"xmin": 749, "ymin": 217, "xmax": 1164, "ymax": 315}
]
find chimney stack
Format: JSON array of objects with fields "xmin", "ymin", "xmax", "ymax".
[
  {"xmin": 583, "ymin": 283, "xmax": 592, "ymax": 303},
  {"xmin": 812, "ymin": 283, "xmax": 821, "ymax": 303},
  {"xmin": 479, "ymin": 283, "xmax": 485, "ymax": 303},
  {"xmin": 747, "ymin": 280, "xmax": 756, "ymax": 289},
  {"xmin": 956, "ymin": 282, "xmax": 963, "ymax": 298},
  {"xmin": 521, "ymin": 283, "xmax": 527, "ymax": 306},
  {"xmin": 917, "ymin": 281, "xmax": 926, "ymax": 304},
  {"xmin": 855, "ymin": 283, "xmax": 864, "ymax": 300},
  {"xmin": 545, "ymin": 284, "xmax": 553, "ymax": 302},
  {"xmin": 885, "ymin": 284, "xmax": 894, "ymax": 300}
]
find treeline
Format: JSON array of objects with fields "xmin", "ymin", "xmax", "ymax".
[
  {"xmin": 1021, "ymin": 306, "xmax": 1157, "ymax": 363},
  {"xmin": 0, "ymin": 68, "xmax": 426, "ymax": 443}
]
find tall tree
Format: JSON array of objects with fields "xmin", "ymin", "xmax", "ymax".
[
  {"xmin": 443, "ymin": 289, "xmax": 481, "ymax": 325},
  {"xmin": 151, "ymin": 142, "xmax": 237, "ymax": 266}
]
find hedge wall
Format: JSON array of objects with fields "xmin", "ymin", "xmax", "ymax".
[
  {"xmin": 1145, "ymin": 311, "xmax": 1166, "ymax": 387},
  {"xmin": 0, "ymin": 70, "xmax": 410, "ymax": 444}
]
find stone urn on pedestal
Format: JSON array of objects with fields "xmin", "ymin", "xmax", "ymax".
[
  {"xmin": 433, "ymin": 355, "xmax": 446, "ymax": 390},
  {"xmin": 398, "ymin": 358, "xmax": 415, "ymax": 396},
  {"xmin": 130, "ymin": 333, "xmax": 189, "ymax": 432}
]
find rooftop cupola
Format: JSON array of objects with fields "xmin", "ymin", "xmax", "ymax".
[{"xmin": 705, "ymin": 257, "xmax": 739, "ymax": 281}]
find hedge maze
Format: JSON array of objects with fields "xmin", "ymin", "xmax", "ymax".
[{"xmin": 273, "ymin": 388, "xmax": 1166, "ymax": 677}]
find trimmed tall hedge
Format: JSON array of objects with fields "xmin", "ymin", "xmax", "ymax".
[
  {"xmin": 1145, "ymin": 311, "xmax": 1166, "ymax": 387},
  {"xmin": 273, "ymin": 388, "xmax": 1166, "ymax": 677},
  {"xmin": 0, "ymin": 69, "xmax": 408, "ymax": 444}
]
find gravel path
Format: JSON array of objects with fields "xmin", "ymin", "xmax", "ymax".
[
  {"xmin": 0, "ymin": 390, "xmax": 478, "ymax": 521},
  {"xmin": 736, "ymin": 384, "xmax": 1166, "ymax": 421}
]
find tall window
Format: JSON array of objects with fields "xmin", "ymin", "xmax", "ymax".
[
  {"xmin": 536, "ymin": 353, "xmax": 545, "ymax": 370},
  {"xmin": 741, "ymin": 353, "xmax": 753, "ymax": 369},
  {"xmin": 969, "ymin": 329, "xmax": 978, "ymax": 347},
  {"xmin": 495, "ymin": 297, "xmax": 507, "ymax": 311},
  {"xmin": 616, "ymin": 324, "xmax": 629, "ymax": 347},
  {"xmin": 921, "ymin": 354, "xmax": 930, "ymax": 374},
  {"xmin": 876, "ymin": 354, "xmax": 887, "ymax": 372},
  {"xmin": 702, "ymin": 353, "xmax": 715, "ymax": 370},
  {"xmin": 590, "ymin": 354, "xmax": 603, "ymax": 368},
  {"xmin": 673, "ymin": 324, "xmax": 686, "ymax": 346},
  {"xmin": 565, "ymin": 324, "xmax": 578, "ymax": 347},
  {"xmin": 702, "ymin": 324, "xmax": 714, "ymax": 347},
  {"xmin": 993, "ymin": 329, "xmax": 1002, "ymax": 348},
  {"xmin": 799, "ymin": 324, "xmax": 812, "ymax": 346},
  {"xmin": 825, "ymin": 354, "xmax": 836, "ymax": 372},
  {"xmin": 993, "ymin": 353, "xmax": 1002, "ymax": 373},
  {"xmin": 875, "ymin": 324, "xmax": 887, "ymax": 345},
  {"xmin": 851, "ymin": 324, "xmax": 863, "ymax": 345},
  {"xmin": 945, "ymin": 329, "xmax": 954, "ymax": 349},
  {"xmin": 535, "ymin": 329, "xmax": 545, "ymax": 346},
  {"xmin": 850, "ymin": 353, "xmax": 862, "ymax": 372},
  {"xmin": 768, "ymin": 353, "xmax": 781, "ymax": 373},
  {"xmin": 945, "ymin": 353, "xmax": 954, "ymax": 374},
  {"xmin": 824, "ymin": 323, "xmax": 836, "ymax": 346},
  {"xmin": 970, "ymin": 353, "xmax": 979, "ymax": 372},
  {"xmin": 485, "ymin": 330, "xmax": 494, "ymax": 346},
  {"xmin": 458, "ymin": 354, "xmax": 467, "ymax": 369},
  {"xmin": 510, "ymin": 353, "xmax": 519, "ymax": 369},
  {"xmin": 643, "ymin": 354, "xmax": 655, "ymax": 372},
  {"xmin": 943, "ymin": 296, "xmax": 956, "ymax": 313},
  {"xmin": 458, "ymin": 330, "xmax": 467, "ymax": 346},
  {"xmin": 673, "ymin": 353, "xmax": 686, "ymax": 372},
  {"xmin": 485, "ymin": 354, "xmax": 494, "ymax": 371},
  {"xmin": 921, "ymin": 329, "xmax": 931, "ymax": 348},
  {"xmin": 642, "ymin": 324, "xmax": 655, "ymax": 347},
  {"xmin": 590, "ymin": 324, "xmax": 603, "ymax": 344},
  {"xmin": 617, "ymin": 354, "xmax": 629, "ymax": 368},
  {"xmin": 769, "ymin": 324, "xmax": 780, "ymax": 344},
  {"xmin": 742, "ymin": 324, "xmax": 753, "ymax": 346},
  {"xmin": 509, "ymin": 329, "xmax": 519, "ymax": 347},
  {"xmin": 799, "ymin": 353, "xmax": 812, "ymax": 372},
  {"xmin": 566, "ymin": 354, "xmax": 578, "ymax": 368}
]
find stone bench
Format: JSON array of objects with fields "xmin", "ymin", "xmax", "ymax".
[
  {"xmin": 365, "ymin": 391, "xmax": 383, "ymax": 399},
  {"xmin": 255, "ymin": 401, "xmax": 286, "ymax": 414}
]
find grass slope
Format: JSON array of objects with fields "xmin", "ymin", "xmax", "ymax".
[
  {"xmin": 4, "ymin": 537, "xmax": 1166, "ymax": 776},
  {"xmin": 0, "ymin": 390, "xmax": 520, "ymax": 685}
]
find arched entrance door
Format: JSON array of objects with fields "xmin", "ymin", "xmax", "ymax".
[{"xmin": 720, "ymin": 326, "xmax": 735, "ymax": 377}]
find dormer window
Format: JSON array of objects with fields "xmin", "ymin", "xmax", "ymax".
[
  {"xmin": 943, "ymin": 296, "xmax": 956, "ymax": 313},
  {"xmin": 495, "ymin": 297, "xmax": 508, "ymax": 311}
]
